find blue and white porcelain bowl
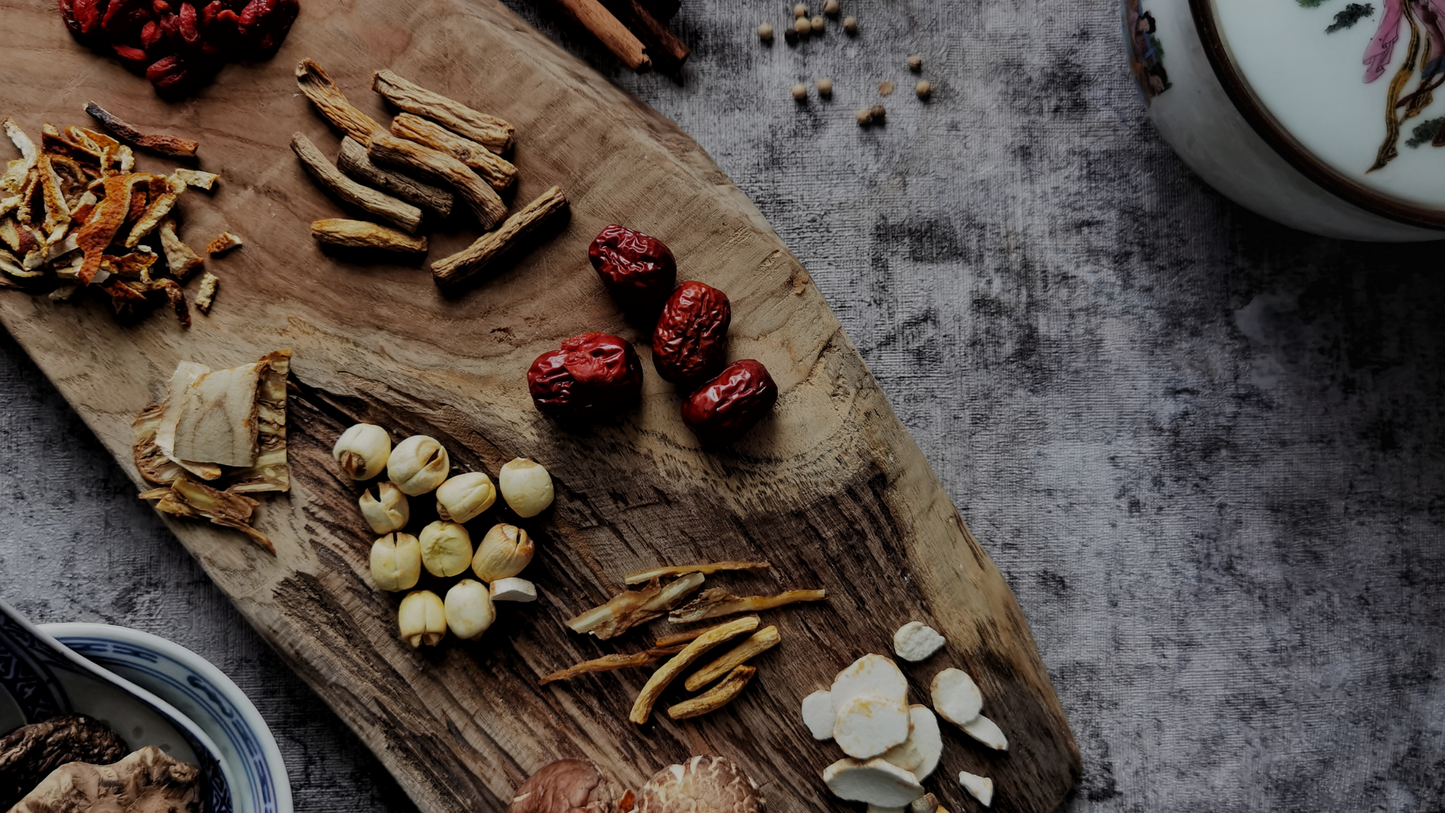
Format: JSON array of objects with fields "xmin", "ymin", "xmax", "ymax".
[
  {"xmin": 0, "ymin": 602, "xmax": 238, "ymax": 813},
  {"xmin": 41, "ymin": 623, "xmax": 292, "ymax": 813}
]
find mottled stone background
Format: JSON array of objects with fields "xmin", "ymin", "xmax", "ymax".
[{"xmin": 3, "ymin": 0, "xmax": 1443, "ymax": 810}]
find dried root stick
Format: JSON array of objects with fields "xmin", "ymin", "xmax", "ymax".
[
  {"xmin": 311, "ymin": 219, "xmax": 427, "ymax": 253},
  {"xmin": 296, "ymin": 60, "xmax": 383, "ymax": 143},
  {"xmin": 683, "ymin": 625, "xmax": 779, "ymax": 691},
  {"xmin": 538, "ymin": 646, "xmax": 686, "ymax": 685},
  {"xmin": 390, "ymin": 114, "xmax": 516, "ymax": 191},
  {"xmin": 431, "ymin": 185, "xmax": 568, "ymax": 289},
  {"xmin": 629, "ymin": 615, "xmax": 758, "ymax": 724},
  {"xmin": 656, "ymin": 615, "xmax": 760, "ymax": 648},
  {"xmin": 337, "ymin": 138, "xmax": 453, "ymax": 218},
  {"xmin": 371, "ymin": 70, "xmax": 514, "ymax": 153},
  {"xmin": 291, "ymin": 133, "xmax": 422, "ymax": 233},
  {"xmin": 667, "ymin": 665, "xmax": 757, "ymax": 720},
  {"xmin": 84, "ymin": 101, "xmax": 199, "ymax": 158},
  {"xmin": 625, "ymin": 561, "xmax": 771, "ymax": 585},
  {"xmin": 367, "ymin": 133, "xmax": 505, "ymax": 228}
]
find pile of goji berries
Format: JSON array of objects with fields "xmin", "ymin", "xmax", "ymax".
[{"xmin": 59, "ymin": 0, "xmax": 300, "ymax": 97}]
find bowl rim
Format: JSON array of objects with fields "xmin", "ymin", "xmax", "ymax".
[{"xmin": 40, "ymin": 622, "xmax": 293, "ymax": 813}]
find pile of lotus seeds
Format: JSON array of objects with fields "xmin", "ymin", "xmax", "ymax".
[
  {"xmin": 332, "ymin": 424, "xmax": 556, "ymax": 648},
  {"xmin": 758, "ymin": 2, "xmax": 933, "ymax": 123}
]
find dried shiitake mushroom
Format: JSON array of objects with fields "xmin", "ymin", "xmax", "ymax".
[
  {"xmin": 635, "ymin": 756, "xmax": 763, "ymax": 813},
  {"xmin": 507, "ymin": 759, "xmax": 620, "ymax": 813}
]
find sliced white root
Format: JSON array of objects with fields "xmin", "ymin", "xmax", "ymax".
[
  {"xmin": 822, "ymin": 758, "xmax": 924, "ymax": 807},
  {"xmin": 834, "ymin": 694, "xmax": 911, "ymax": 759},
  {"xmin": 883, "ymin": 705, "xmax": 942, "ymax": 781},
  {"xmin": 489, "ymin": 577, "xmax": 537, "ymax": 602},
  {"xmin": 958, "ymin": 771, "xmax": 994, "ymax": 807},
  {"xmin": 930, "ymin": 668, "xmax": 983, "ymax": 727},
  {"xmin": 832, "ymin": 654, "xmax": 909, "ymax": 714},
  {"xmin": 908, "ymin": 793, "xmax": 939, "ymax": 813},
  {"xmin": 893, "ymin": 621, "xmax": 946, "ymax": 662},
  {"xmin": 801, "ymin": 689, "xmax": 836, "ymax": 740},
  {"xmin": 961, "ymin": 714, "xmax": 1008, "ymax": 751}
]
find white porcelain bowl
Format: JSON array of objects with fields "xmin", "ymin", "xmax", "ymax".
[{"xmin": 41, "ymin": 623, "xmax": 292, "ymax": 813}]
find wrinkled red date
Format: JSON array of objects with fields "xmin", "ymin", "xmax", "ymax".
[
  {"xmin": 652, "ymin": 280, "xmax": 731, "ymax": 390},
  {"xmin": 528, "ymin": 333, "xmax": 644, "ymax": 420},
  {"xmin": 588, "ymin": 224, "xmax": 677, "ymax": 319},
  {"xmin": 680, "ymin": 359, "xmax": 777, "ymax": 446}
]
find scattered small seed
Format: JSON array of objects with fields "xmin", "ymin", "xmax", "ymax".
[
  {"xmin": 810, "ymin": 14, "xmax": 825, "ymax": 32},
  {"xmin": 793, "ymin": 3, "xmax": 808, "ymax": 17},
  {"xmin": 794, "ymin": 16, "xmax": 811, "ymax": 35},
  {"xmin": 823, "ymin": 0, "xmax": 840, "ymax": 15},
  {"xmin": 817, "ymin": 77, "xmax": 833, "ymax": 96},
  {"xmin": 784, "ymin": 26, "xmax": 800, "ymax": 43},
  {"xmin": 907, "ymin": 54, "xmax": 922, "ymax": 72},
  {"xmin": 870, "ymin": 104, "xmax": 886, "ymax": 122},
  {"xmin": 879, "ymin": 81, "xmax": 894, "ymax": 96},
  {"xmin": 792, "ymin": 83, "xmax": 808, "ymax": 101},
  {"xmin": 758, "ymin": 23, "xmax": 774, "ymax": 40},
  {"xmin": 915, "ymin": 79, "xmax": 931, "ymax": 99},
  {"xmin": 855, "ymin": 107, "xmax": 872, "ymax": 125},
  {"xmin": 842, "ymin": 15, "xmax": 857, "ymax": 33}
]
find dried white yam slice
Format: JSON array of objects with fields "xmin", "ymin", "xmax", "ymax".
[
  {"xmin": 908, "ymin": 793, "xmax": 940, "ymax": 813},
  {"xmin": 832, "ymin": 654, "xmax": 909, "ymax": 714},
  {"xmin": 883, "ymin": 706, "xmax": 942, "ymax": 780},
  {"xmin": 490, "ymin": 577, "xmax": 537, "ymax": 602},
  {"xmin": 893, "ymin": 621, "xmax": 946, "ymax": 662},
  {"xmin": 961, "ymin": 714, "xmax": 1008, "ymax": 751},
  {"xmin": 958, "ymin": 771, "xmax": 994, "ymax": 807},
  {"xmin": 822, "ymin": 758, "xmax": 925, "ymax": 807},
  {"xmin": 834, "ymin": 694, "xmax": 911, "ymax": 759},
  {"xmin": 801, "ymin": 690, "xmax": 835, "ymax": 740},
  {"xmin": 930, "ymin": 668, "xmax": 983, "ymax": 727}
]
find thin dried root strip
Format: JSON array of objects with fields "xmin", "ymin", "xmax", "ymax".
[
  {"xmin": 566, "ymin": 572, "xmax": 705, "ymax": 640},
  {"xmin": 84, "ymin": 102, "xmax": 199, "ymax": 158},
  {"xmin": 655, "ymin": 616, "xmax": 759, "ymax": 648},
  {"xmin": 195, "ymin": 272, "xmax": 218, "ymax": 314},
  {"xmin": 625, "ymin": 560, "xmax": 771, "ymax": 585},
  {"xmin": 390, "ymin": 114, "xmax": 517, "ymax": 191},
  {"xmin": 311, "ymin": 219, "xmax": 427, "ymax": 253},
  {"xmin": 371, "ymin": 70, "xmax": 515, "ymax": 153},
  {"xmin": 667, "ymin": 665, "xmax": 757, "ymax": 720},
  {"xmin": 669, "ymin": 588, "xmax": 827, "ymax": 624},
  {"xmin": 683, "ymin": 625, "xmax": 779, "ymax": 691},
  {"xmin": 432, "ymin": 185, "xmax": 568, "ymax": 289},
  {"xmin": 295, "ymin": 60, "xmax": 382, "ymax": 143},
  {"xmin": 537, "ymin": 646, "xmax": 685, "ymax": 685},
  {"xmin": 291, "ymin": 133, "xmax": 422, "ymax": 233},
  {"xmin": 366, "ymin": 133, "xmax": 506, "ymax": 228},
  {"xmin": 337, "ymin": 137, "xmax": 453, "ymax": 218},
  {"xmin": 629, "ymin": 615, "xmax": 759, "ymax": 724},
  {"xmin": 143, "ymin": 474, "xmax": 275, "ymax": 554}
]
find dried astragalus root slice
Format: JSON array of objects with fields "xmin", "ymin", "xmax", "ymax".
[
  {"xmin": 667, "ymin": 587, "xmax": 826, "ymax": 623},
  {"xmin": 630, "ymin": 615, "xmax": 759, "ymax": 724},
  {"xmin": 929, "ymin": 667, "xmax": 982, "ymax": 727},
  {"xmin": 822, "ymin": 758, "xmax": 924, "ymax": 808},
  {"xmin": 624, "ymin": 560, "xmax": 770, "ymax": 585},
  {"xmin": 960, "ymin": 714, "xmax": 1008, "ymax": 751},
  {"xmin": 222, "ymin": 349, "xmax": 292, "ymax": 494},
  {"xmin": 667, "ymin": 664, "xmax": 757, "ymax": 720},
  {"xmin": 142, "ymin": 474, "xmax": 273, "ymax": 554},
  {"xmin": 566, "ymin": 573, "xmax": 705, "ymax": 640},
  {"xmin": 882, "ymin": 706, "xmax": 943, "ymax": 781},
  {"xmin": 958, "ymin": 771, "xmax": 994, "ymax": 807},
  {"xmin": 801, "ymin": 689, "xmax": 835, "ymax": 740}
]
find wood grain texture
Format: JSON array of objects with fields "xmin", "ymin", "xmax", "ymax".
[{"xmin": 0, "ymin": 0, "xmax": 1080, "ymax": 811}]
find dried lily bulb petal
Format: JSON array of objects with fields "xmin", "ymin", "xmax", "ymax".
[{"xmin": 388, "ymin": 435, "xmax": 450, "ymax": 495}]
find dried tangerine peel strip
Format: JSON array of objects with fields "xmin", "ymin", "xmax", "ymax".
[
  {"xmin": 668, "ymin": 588, "xmax": 827, "ymax": 624},
  {"xmin": 75, "ymin": 174, "xmax": 147, "ymax": 284},
  {"xmin": 629, "ymin": 615, "xmax": 759, "ymax": 724},
  {"xmin": 666, "ymin": 665, "xmax": 757, "ymax": 720},
  {"xmin": 624, "ymin": 560, "xmax": 771, "ymax": 585},
  {"xmin": 683, "ymin": 625, "xmax": 779, "ymax": 691}
]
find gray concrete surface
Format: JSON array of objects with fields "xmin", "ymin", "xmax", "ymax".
[{"xmin": 4, "ymin": 0, "xmax": 1444, "ymax": 811}]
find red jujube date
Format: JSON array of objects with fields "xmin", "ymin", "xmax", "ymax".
[
  {"xmin": 652, "ymin": 280, "xmax": 731, "ymax": 391},
  {"xmin": 528, "ymin": 333, "xmax": 644, "ymax": 420},
  {"xmin": 680, "ymin": 359, "xmax": 777, "ymax": 446},
  {"xmin": 588, "ymin": 224, "xmax": 677, "ymax": 319}
]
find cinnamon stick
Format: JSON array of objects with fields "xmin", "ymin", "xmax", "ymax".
[
  {"xmin": 602, "ymin": 0, "xmax": 688, "ymax": 74},
  {"xmin": 550, "ymin": 0, "xmax": 652, "ymax": 72},
  {"xmin": 432, "ymin": 185, "xmax": 568, "ymax": 288}
]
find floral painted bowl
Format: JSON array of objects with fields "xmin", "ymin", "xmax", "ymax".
[
  {"xmin": 41, "ymin": 623, "xmax": 292, "ymax": 813},
  {"xmin": 1124, "ymin": 0, "xmax": 1445, "ymax": 240},
  {"xmin": 0, "ymin": 601, "xmax": 237, "ymax": 813}
]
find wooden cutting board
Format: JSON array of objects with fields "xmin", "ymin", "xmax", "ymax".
[{"xmin": 0, "ymin": 0, "xmax": 1081, "ymax": 810}]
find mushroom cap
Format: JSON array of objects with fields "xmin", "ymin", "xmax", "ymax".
[
  {"xmin": 508, "ymin": 759, "xmax": 618, "ymax": 813},
  {"xmin": 636, "ymin": 756, "xmax": 763, "ymax": 813}
]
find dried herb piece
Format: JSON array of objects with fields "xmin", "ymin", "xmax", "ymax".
[
  {"xmin": 83, "ymin": 102, "xmax": 199, "ymax": 158},
  {"xmin": 630, "ymin": 616, "xmax": 759, "ymax": 724},
  {"xmin": 371, "ymin": 70, "xmax": 514, "ymax": 153},
  {"xmin": 537, "ymin": 646, "xmax": 685, "ymax": 685},
  {"xmin": 667, "ymin": 665, "xmax": 757, "ymax": 720},
  {"xmin": 310, "ymin": 218, "xmax": 428, "ymax": 253},
  {"xmin": 295, "ymin": 60, "xmax": 382, "ymax": 143},
  {"xmin": 366, "ymin": 133, "xmax": 506, "ymax": 228},
  {"xmin": 390, "ymin": 114, "xmax": 516, "ymax": 191},
  {"xmin": 565, "ymin": 573, "xmax": 705, "ymax": 640},
  {"xmin": 291, "ymin": 133, "xmax": 422, "ymax": 233},
  {"xmin": 336, "ymin": 137, "xmax": 453, "ymax": 218},
  {"xmin": 432, "ymin": 185, "xmax": 569, "ymax": 289},
  {"xmin": 683, "ymin": 625, "xmax": 779, "ymax": 691},
  {"xmin": 668, "ymin": 588, "xmax": 827, "ymax": 623},
  {"xmin": 624, "ymin": 560, "xmax": 769, "ymax": 585},
  {"xmin": 143, "ymin": 474, "xmax": 274, "ymax": 554},
  {"xmin": 194, "ymin": 272, "xmax": 218, "ymax": 313}
]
